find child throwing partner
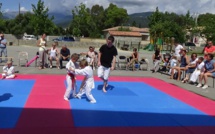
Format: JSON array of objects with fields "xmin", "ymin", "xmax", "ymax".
[
  {"xmin": 69, "ymin": 59, "xmax": 96, "ymax": 103},
  {"xmin": 64, "ymin": 53, "xmax": 79, "ymax": 101}
]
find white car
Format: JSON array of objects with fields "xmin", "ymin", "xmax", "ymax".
[{"xmin": 23, "ymin": 35, "xmax": 37, "ymax": 40}]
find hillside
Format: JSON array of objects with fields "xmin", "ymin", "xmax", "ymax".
[{"xmin": 2, "ymin": 11, "xmax": 153, "ymax": 28}]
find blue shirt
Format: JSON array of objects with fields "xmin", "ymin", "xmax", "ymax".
[
  {"xmin": 0, "ymin": 39, "xmax": 7, "ymax": 48},
  {"xmin": 205, "ymin": 60, "xmax": 215, "ymax": 71}
]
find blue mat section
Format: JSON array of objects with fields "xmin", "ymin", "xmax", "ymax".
[
  {"xmin": 0, "ymin": 80, "xmax": 35, "ymax": 128},
  {"xmin": 69, "ymin": 81, "xmax": 215, "ymax": 127}
]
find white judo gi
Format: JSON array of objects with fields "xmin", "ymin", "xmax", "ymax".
[
  {"xmin": 75, "ymin": 66, "xmax": 96, "ymax": 103},
  {"xmin": 64, "ymin": 60, "xmax": 78, "ymax": 99},
  {"xmin": 2, "ymin": 65, "xmax": 15, "ymax": 79}
]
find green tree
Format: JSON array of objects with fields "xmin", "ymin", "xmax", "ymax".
[
  {"xmin": 104, "ymin": 3, "xmax": 128, "ymax": 28},
  {"xmin": 31, "ymin": 0, "xmax": 55, "ymax": 35}
]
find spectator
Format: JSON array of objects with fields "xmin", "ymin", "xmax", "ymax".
[
  {"xmin": 150, "ymin": 48, "xmax": 162, "ymax": 73},
  {"xmin": 48, "ymin": 42, "xmax": 60, "ymax": 69},
  {"xmin": 189, "ymin": 57, "xmax": 205, "ymax": 84},
  {"xmin": 204, "ymin": 39, "xmax": 215, "ymax": 59},
  {"xmin": 0, "ymin": 33, "xmax": 7, "ymax": 63},
  {"xmin": 167, "ymin": 55, "xmax": 178, "ymax": 75},
  {"xmin": 181, "ymin": 53, "xmax": 198, "ymax": 83},
  {"xmin": 81, "ymin": 46, "xmax": 96, "ymax": 70},
  {"xmin": 1, "ymin": 60, "xmax": 15, "ymax": 79},
  {"xmin": 173, "ymin": 41, "xmax": 184, "ymax": 60},
  {"xmin": 126, "ymin": 48, "xmax": 139, "ymax": 71},
  {"xmin": 197, "ymin": 54, "xmax": 215, "ymax": 89},
  {"xmin": 59, "ymin": 44, "xmax": 70, "ymax": 69},
  {"xmin": 170, "ymin": 49, "xmax": 189, "ymax": 81},
  {"xmin": 37, "ymin": 33, "xmax": 47, "ymax": 69}
]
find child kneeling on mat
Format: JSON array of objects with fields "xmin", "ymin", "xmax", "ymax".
[{"xmin": 69, "ymin": 59, "xmax": 96, "ymax": 103}]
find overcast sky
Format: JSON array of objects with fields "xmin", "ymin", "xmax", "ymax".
[{"xmin": 2, "ymin": 0, "xmax": 215, "ymax": 15}]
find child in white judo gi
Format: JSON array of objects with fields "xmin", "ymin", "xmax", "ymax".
[
  {"xmin": 64, "ymin": 53, "xmax": 79, "ymax": 101},
  {"xmin": 1, "ymin": 60, "xmax": 16, "ymax": 79},
  {"xmin": 189, "ymin": 57, "xmax": 205, "ymax": 83},
  {"xmin": 69, "ymin": 59, "xmax": 96, "ymax": 103}
]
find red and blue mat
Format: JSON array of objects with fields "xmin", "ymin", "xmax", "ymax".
[{"xmin": 1, "ymin": 75, "xmax": 215, "ymax": 134}]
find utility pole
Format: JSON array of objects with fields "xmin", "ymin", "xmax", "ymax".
[{"xmin": 19, "ymin": 2, "xmax": 20, "ymax": 16}]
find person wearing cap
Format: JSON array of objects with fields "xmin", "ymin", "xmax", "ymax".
[
  {"xmin": 0, "ymin": 33, "xmax": 7, "ymax": 63},
  {"xmin": 97, "ymin": 35, "xmax": 118, "ymax": 93},
  {"xmin": 48, "ymin": 42, "xmax": 60, "ymax": 69},
  {"xmin": 1, "ymin": 60, "xmax": 15, "ymax": 79}
]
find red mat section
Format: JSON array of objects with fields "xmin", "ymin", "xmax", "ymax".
[
  {"xmin": 14, "ymin": 75, "xmax": 74, "ymax": 134},
  {"xmin": 1, "ymin": 75, "xmax": 215, "ymax": 134}
]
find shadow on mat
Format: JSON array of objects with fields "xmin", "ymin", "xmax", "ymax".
[{"xmin": 0, "ymin": 93, "xmax": 13, "ymax": 102}]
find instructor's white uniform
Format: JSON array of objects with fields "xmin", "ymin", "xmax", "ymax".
[
  {"xmin": 64, "ymin": 60, "xmax": 78, "ymax": 99},
  {"xmin": 75, "ymin": 66, "xmax": 96, "ymax": 103}
]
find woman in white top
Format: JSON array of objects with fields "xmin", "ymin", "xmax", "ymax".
[
  {"xmin": 81, "ymin": 46, "xmax": 96, "ymax": 70},
  {"xmin": 48, "ymin": 42, "xmax": 60, "ymax": 69},
  {"xmin": 37, "ymin": 33, "xmax": 47, "ymax": 69}
]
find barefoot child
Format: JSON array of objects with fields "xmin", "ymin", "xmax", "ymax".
[
  {"xmin": 64, "ymin": 53, "xmax": 79, "ymax": 101},
  {"xmin": 69, "ymin": 59, "xmax": 96, "ymax": 103}
]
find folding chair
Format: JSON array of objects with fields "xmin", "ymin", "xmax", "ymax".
[
  {"xmin": 117, "ymin": 55, "xmax": 127, "ymax": 70},
  {"xmin": 18, "ymin": 51, "xmax": 28, "ymax": 67}
]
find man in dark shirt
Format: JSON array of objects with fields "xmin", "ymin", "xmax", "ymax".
[
  {"xmin": 97, "ymin": 36, "xmax": 118, "ymax": 92},
  {"xmin": 59, "ymin": 44, "xmax": 70, "ymax": 69}
]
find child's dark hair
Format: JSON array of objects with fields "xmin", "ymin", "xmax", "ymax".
[
  {"xmin": 198, "ymin": 57, "xmax": 204, "ymax": 61},
  {"xmin": 79, "ymin": 59, "xmax": 88, "ymax": 67},
  {"xmin": 71, "ymin": 53, "xmax": 79, "ymax": 60}
]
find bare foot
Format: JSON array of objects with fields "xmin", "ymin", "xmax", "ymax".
[{"xmin": 102, "ymin": 88, "xmax": 107, "ymax": 93}]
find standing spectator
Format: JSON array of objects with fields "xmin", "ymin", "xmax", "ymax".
[
  {"xmin": 59, "ymin": 44, "xmax": 70, "ymax": 69},
  {"xmin": 37, "ymin": 33, "xmax": 47, "ymax": 69},
  {"xmin": 0, "ymin": 33, "xmax": 7, "ymax": 63},
  {"xmin": 126, "ymin": 48, "xmax": 139, "ymax": 71},
  {"xmin": 174, "ymin": 41, "xmax": 184, "ymax": 60},
  {"xmin": 1, "ymin": 60, "xmax": 15, "ymax": 79},
  {"xmin": 150, "ymin": 48, "xmax": 162, "ymax": 73},
  {"xmin": 204, "ymin": 39, "xmax": 215, "ymax": 59},
  {"xmin": 197, "ymin": 54, "xmax": 215, "ymax": 89},
  {"xmin": 48, "ymin": 42, "xmax": 60, "ymax": 69},
  {"xmin": 97, "ymin": 36, "xmax": 118, "ymax": 93}
]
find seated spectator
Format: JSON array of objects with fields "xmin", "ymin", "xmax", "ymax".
[
  {"xmin": 167, "ymin": 55, "xmax": 177, "ymax": 74},
  {"xmin": 59, "ymin": 45, "xmax": 70, "ymax": 69},
  {"xmin": 204, "ymin": 39, "xmax": 215, "ymax": 59},
  {"xmin": 126, "ymin": 48, "xmax": 139, "ymax": 71},
  {"xmin": 1, "ymin": 60, "xmax": 15, "ymax": 79},
  {"xmin": 48, "ymin": 42, "xmax": 60, "ymax": 69},
  {"xmin": 81, "ymin": 46, "xmax": 97, "ymax": 70},
  {"xmin": 196, "ymin": 54, "xmax": 215, "ymax": 89},
  {"xmin": 170, "ymin": 49, "xmax": 189, "ymax": 80},
  {"xmin": 150, "ymin": 48, "xmax": 162, "ymax": 73},
  {"xmin": 189, "ymin": 57, "xmax": 205, "ymax": 84},
  {"xmin": 181, "ymin": 53, "xmax": 198, "ymax": 83}
]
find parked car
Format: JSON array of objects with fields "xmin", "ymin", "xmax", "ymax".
[
  {"xmin": 185, "ymin": 42, "xmax": 196, "ymax": 52},
  {"xmin": 23, "ymin": 35, "xmax": 37, "ymax": 40},
  {"xmin": 53, "ymin": 36, "xmax": 75, "ymax": 42}
]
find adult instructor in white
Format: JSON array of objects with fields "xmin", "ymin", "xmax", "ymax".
[{"xmin": 97, "ymin": 35, "xmax": 118, "ymax": 93}]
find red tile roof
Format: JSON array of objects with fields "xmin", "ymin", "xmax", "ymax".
[
  {"xmin": 103, "ymin": 26, "xmax": 149, "ymax": 33},
  {"xmin": 109, "ymin": 31, "xmax": 141, "ymax": 37}
]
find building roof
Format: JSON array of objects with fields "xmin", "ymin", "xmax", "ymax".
[
  {"xmin": 103, "ymin": 26, "xmax": 149, "ymax": 33},
  {"xmin": 109, "ymin": 31, "xmax": 142, "ymax": 37}
]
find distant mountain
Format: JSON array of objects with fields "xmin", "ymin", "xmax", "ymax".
[
  {"xmin": 2, "ymin": 11, "xmax": 153, "ymax": 28},
  {"xmin": 128, "ymin": 12, "xmax": 153, "ymax": 28}
]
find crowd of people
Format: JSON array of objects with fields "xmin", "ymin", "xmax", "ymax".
[{"xmin": 151, "ymin": 39, "xmax": 215, "ymax": 89}]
